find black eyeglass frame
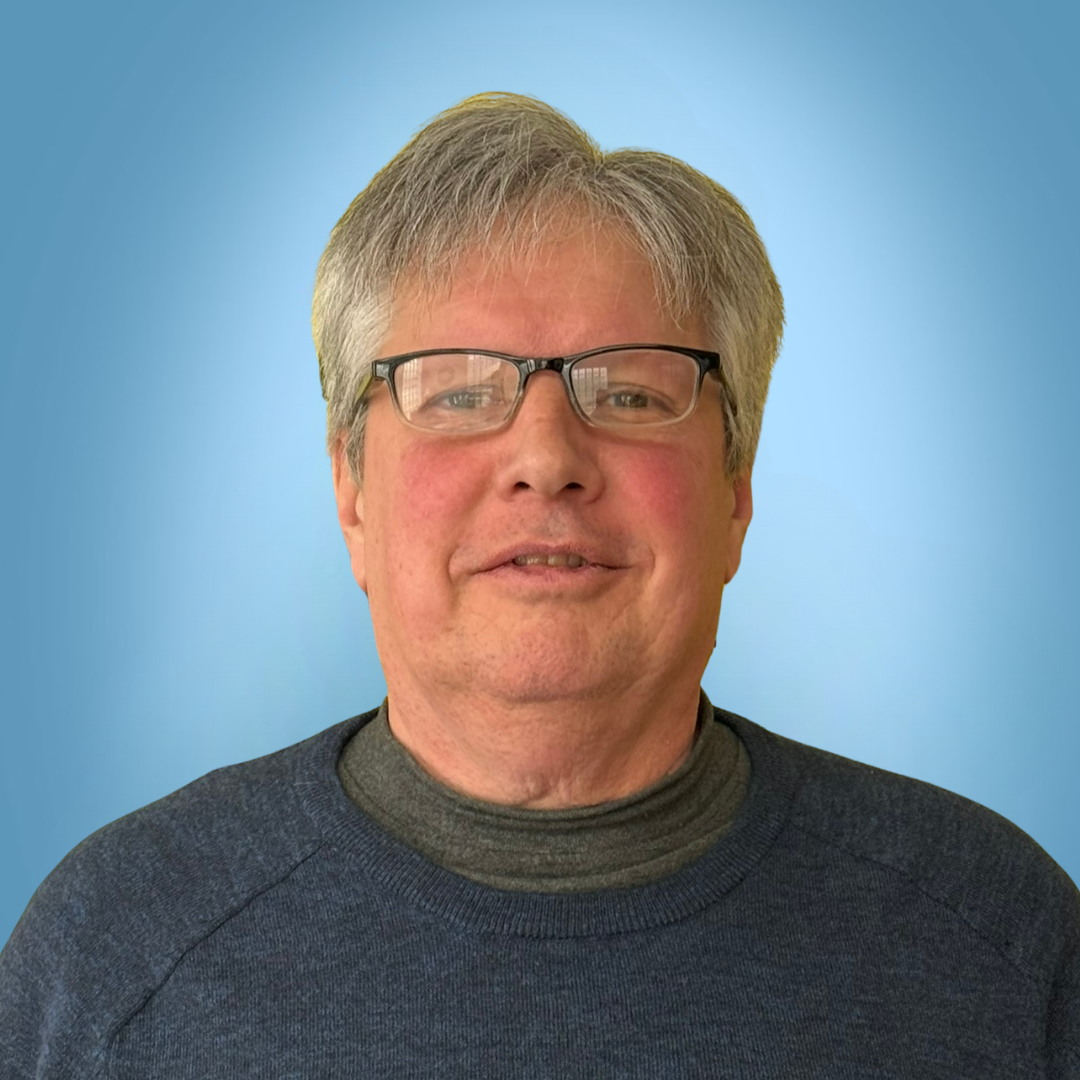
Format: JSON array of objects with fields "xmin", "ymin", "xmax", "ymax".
[{"xmin": 353, "ymin": 343, "xmax": 734, "ymax": 433}]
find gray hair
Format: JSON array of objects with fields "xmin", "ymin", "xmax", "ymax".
[{"xmin": 313, "ymin": 92, "xmax": 783, "ymax": 482}]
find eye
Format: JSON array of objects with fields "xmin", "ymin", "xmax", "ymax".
[
  {"xmin": 429, "ymin": 385, "xmax": 506, "ymax": 411},
  {"xmin": 604, "ymin": 389, "xmax": 653, "ymax": 410},
  {"xmin": 595, "ymin": 385, "xmax": 679, "ymax": 417}
]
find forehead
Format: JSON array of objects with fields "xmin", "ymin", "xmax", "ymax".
[{"xmin": 379, "ymin": 222, "xmax": 705, "ymax": 357}]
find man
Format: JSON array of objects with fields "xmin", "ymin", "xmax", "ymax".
[{"xmin": 2, "ymin": 93, "xmax": 1077, "ymax": 1077}]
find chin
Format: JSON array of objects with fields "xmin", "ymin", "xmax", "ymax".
[
  {"xmin": 452, "ymin": 639, "xmax": 645, "ymax": 706},
  {"xmin": 477, "ymin": 674, "xmax": 616, "ymax": 707}
]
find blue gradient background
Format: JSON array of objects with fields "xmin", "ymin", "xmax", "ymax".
[{"xmin": 2, "ymin": 0, "xmax": 1078, "ymax": 940}]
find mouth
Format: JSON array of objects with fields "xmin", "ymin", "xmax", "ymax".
[
  {"xmin": 476, "ymin": 543, "xmax": 622, "ymax": 576},
  {"xmin": 509, "ymin": 552, "xmax": 591, "ymax": 569}
]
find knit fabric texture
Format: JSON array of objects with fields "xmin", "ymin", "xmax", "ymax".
[
  {"xmin": 2, "ymin": 705, "xmax": 1078, "ymax": 1078},
  {"xmin": 336, "ymin": 694, "xmax": 750, "ymax": 891}
]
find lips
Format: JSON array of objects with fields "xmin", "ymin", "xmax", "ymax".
[
  {"xmin": 511, "ymin": 552, "xmax": 589, "ymax": 568},
  {"xmin": 479, "ymin": 543, "xmax": 621, "ymax": 573}
]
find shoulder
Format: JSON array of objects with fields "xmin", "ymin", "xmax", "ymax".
[
  {"xmin": 0, "ymin": 716, "xmax": 362, "ymax": 1078},
  {"xmin": 723, "ymin": 708, "xmax": 1080, "ymax": 988}
]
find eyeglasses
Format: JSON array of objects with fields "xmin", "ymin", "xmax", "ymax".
[{"xmin": 354, "ymin": 344, "xmax": 730, "ymax": 434}]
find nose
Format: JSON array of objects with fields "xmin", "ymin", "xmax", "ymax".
[{"xmin": 496, "ymin": 371, "xmax": 604, "ymax": 500}]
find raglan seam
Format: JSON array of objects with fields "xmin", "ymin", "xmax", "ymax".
[
  {"xmin": 98, "ymin": 838, "xmax": 331, "ymax": 1066},
  {"xmin": 787, "ymin": 817, "xmax": 1050, "ymax": 990}
]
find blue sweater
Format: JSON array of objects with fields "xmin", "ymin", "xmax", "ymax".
[{"xmin": 2, "ymin": 706, "xmax": 1078, "ymax": 1078}]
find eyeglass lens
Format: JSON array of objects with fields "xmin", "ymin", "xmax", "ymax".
[{"xmin": 392, "ymin": 349, "xmax": 700, "ymax": 432}]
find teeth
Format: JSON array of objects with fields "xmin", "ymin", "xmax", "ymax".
[{"xmin": 512, "ymin": 553, "xmax": 589, "ymax": 568}]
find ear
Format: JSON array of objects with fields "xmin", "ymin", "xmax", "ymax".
[
  {"xmin": 723, "ymin": 470, "xmax": 753, "ymax": 586},
  {"xmin": 331, "ymin": 440, "xmax": 368, "ymax": 594}
]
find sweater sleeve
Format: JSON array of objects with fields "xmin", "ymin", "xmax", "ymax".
[
  {"xmin": 0, "ymin": 746, "xmax": 323, "ymax": 1078},
  {"xmin": 0, "ymin": 832, "xmax": 147, "ymax": 1079},
  {"xmin": 1047, "ymin": 874, "xmax": 1080, "ymax": 1078}
]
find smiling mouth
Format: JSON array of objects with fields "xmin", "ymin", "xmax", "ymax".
[{"xmin": 511, "ymin": 553, "xmax": 590, "ymax": 568}]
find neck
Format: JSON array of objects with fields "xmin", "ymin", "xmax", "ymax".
[{"xmin": 382, "ymin": 681, "xmax": 703, "ymax": 809}]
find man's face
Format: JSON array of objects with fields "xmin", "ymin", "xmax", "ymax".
[{"xmin": 333, "ymin": 222, "xmax": 752, "ymax": 708}]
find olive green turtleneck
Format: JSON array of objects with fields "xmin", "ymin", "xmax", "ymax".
[{"xmin": 336, "ymin": 691, "xmax": 751, "ymax": 893}]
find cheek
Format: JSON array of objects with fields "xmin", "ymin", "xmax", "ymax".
[
  {"xmin": 379, "ymin": 439, "xmax": 487, "ymax": 566},
  {"xmin": 615, "ymin": 443, "xmax": 727, "ymax": 554}
]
